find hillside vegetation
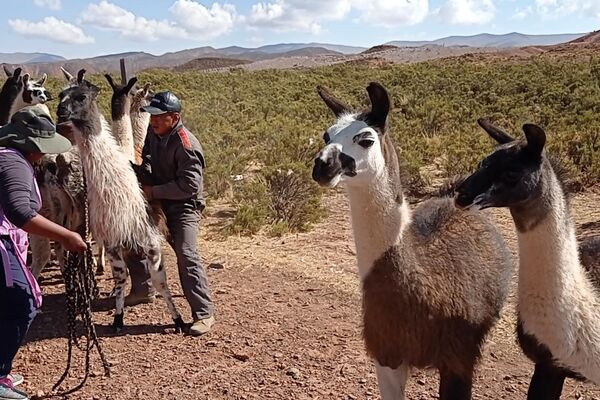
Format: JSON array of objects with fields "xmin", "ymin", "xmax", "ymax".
[{"xmin": 43, "ymin": 56, "xmax": 600, "ymax": 234}]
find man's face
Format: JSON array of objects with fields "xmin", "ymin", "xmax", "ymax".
[{"xmin": 151, "ymin": 112, "xmax": 179, "ymax": 136}]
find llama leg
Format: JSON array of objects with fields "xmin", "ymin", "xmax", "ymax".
[
  {"xmin": 526, "ymin": 363, "xmax": 566, "ymax": 400},
  {"xmin": 30, "ymin": 235, "xmax": 51, "ymax": 279},
  {"xmin": 144, "ymin": 247, "xmax": 185, "ymax": 333},
  {"xmin": 438, "ymin": 367, "xmax": 472, "ymax": 400},
  {"xmin": 108, "ymin": 248, "xmax": 128, "ymax": 333},
  {"xmin": 95, "ymin": 239, "xmax": 106, "ymax": 275},
  {"xmin": 375, "ymin": 362, "xmax": 410, "ymax": 400}
]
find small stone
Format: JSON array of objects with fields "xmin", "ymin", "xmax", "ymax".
[
  {"xmin": 286, "ymin": 368, "xmax": 300, "ymax": 379},
  {"xmin": 417, "ymin": 379, "xmax": 426, "ymax": 386},
  {"xmin": 358, "ymin": 378, "xmax": 367, "ymax": 384},
  {"xmin": 208, "ymin": 262, "xmax": 224, "ymax": 270},
  {"xmin": 273, "ymin": 352, "xmax": 284, "ymax": 358},
  {"xmin": 232, "ymin": 353, "xmax": 250, "ymax": 362}
]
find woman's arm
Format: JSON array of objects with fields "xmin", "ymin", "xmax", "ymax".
[
  {"xmin": 22, "ymin": 215, "xmax": 87, "ymax": 252},
  {"xmin": 0, "ymin": 153, "xmax": 86, "ymax": 253}
]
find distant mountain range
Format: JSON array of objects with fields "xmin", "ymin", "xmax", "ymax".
[
  {"xmin": 386, "ymin": 32, "xmax": 586, "ymax": 48},
  {"xmin": 0, "ymin": 32, "xmax": 590, "ymax": 77},
  {"xmin": 0, "ymin": 52, "xmax": 66, "ymax": 64},
  {"xmin": 0, "ymin": 43, "xmax": 359, "ymax": 77}
]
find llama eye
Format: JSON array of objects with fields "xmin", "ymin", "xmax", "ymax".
[
  {"xmin": 358, "ymin": 139, "xmax": 375, "ymax": 148},
  {"xmin": 503, "ymin": 170, "xmax": 520, "ymax": 182},
  {"xmin": 323, "ymin": 131, "xmax": 330, "ymax": 144}
]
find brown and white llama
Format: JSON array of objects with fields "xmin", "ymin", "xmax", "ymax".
[
  {"xmin": 104, "ymin": 74, "xmax": 138, "ymax": 162},
  {"xmin": 0, "ymin": 66, "xmax": 51, "ymax": 125},
  {"xmin": 312, "ymin": 82, "xmax": 513, "ymax": 399},
  {"xmin": 56, "ymin": 73, "xmax": 184, "ymax": 333},
  {"xmin": 130, "ymin": 82, "xmax": 152, "ymax": 165},
  {"xmin": 456, "ymin": 120, "xmax": 600, "ymax": 399}
]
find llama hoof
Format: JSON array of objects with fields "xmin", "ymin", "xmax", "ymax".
[
  {"xmin": 173, "ymin": 317, "xmax": 186, "ymax": 333},
  {"xmin": 112, "ymin": 314, "xmax": 124, "ymax": 333}
]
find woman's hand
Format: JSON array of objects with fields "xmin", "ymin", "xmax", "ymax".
[{"xmin": 60, "ymin": 231, "xmax": 88, "ymax": 253}]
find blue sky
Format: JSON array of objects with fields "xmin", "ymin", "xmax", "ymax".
[{"xmin": 2, "ymin": 0, "xmax": 598, "ymax": 59}]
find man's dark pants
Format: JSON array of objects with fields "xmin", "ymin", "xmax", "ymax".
[{"xmin": 127, "ymin": 202, "xmax": 213, "ymax": 320}]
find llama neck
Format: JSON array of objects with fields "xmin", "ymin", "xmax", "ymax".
[
  {"xmin": 130, "ymin": 110, "xmax": 149, "ymax": 149},
  {"xmin": 111, "ymin": 116, "xmax": 135, "ymax": 162},
  {"xmin": 345, "ymin": 170, "xmax": 411, "ymax": 280},
  {"xmin": 514, "ymin": 168, "xmax": 600, "ymax": 377},
  {"xmin": 0, "ymin": 87, "xmax": 24, "ymax": 125},
  {"xmin": 514, "ymin": 171, "xmax": 584, "ymax": 298}
]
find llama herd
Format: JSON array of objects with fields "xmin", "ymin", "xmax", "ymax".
[
  {"xmin": 1, "ymin": 64, "xmax": 599, "ymax": 399},
  {"xmin": 0, "ymin": 66, "xmax": 185, "ymax": 333},
  {"xmin": 313, "ymin": 81, "xmax": 600, "ymax": 399}
]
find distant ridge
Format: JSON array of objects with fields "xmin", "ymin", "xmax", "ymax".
[{"xmin": 387, "ymin": 32, "xmax": 586, "ymax": 48}]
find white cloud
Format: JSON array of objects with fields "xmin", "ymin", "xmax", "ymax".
[
  {"xmin": 247, "ymin": 0, "xmax": 352, "ymax": 34},
  {"xmin": 169, "ymin": 0, "xmax": 238, "ymax": 38},
  {"xmin": 80, "ymin": 0, "xmax": 238, "ymax": 41},
  {"xmin": 438, "ymin": 0, "xmax": 496, "ymax": 24},
  {"xmin": 512, "ymin": 5, "xmax": 533, "ymax": 19},
  {"xmin": 80, "ymin": 1, "xmax": 187, "ymax": 41},
  {"xmin": 247, "ymin": 0, "xmax": 427, "ymax": 33},
  {"xmin": 33, "ymin": 0, "xmax": 61, "ymax": 10},
  {"xmin": 8, "ymin": 16, "xmax": 94, "ymax": 44},
  {"xmin": 534, "ymin": 0, "xmax": 600, "ymax": 18},
  {"xmin": 353, "ymin": 0, "xmax": 429, "ymax": 28}
]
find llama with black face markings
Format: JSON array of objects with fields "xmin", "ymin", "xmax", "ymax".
[
  {"xmin": 312, "ymin": 82, "xmax": 513, "ymax": 400},
  {"xmin": 456, "ymin": 119, "xmax": 600, "ymax": 399},
  {"xmin": 0, "ymin": 66, "xmax": 51, "ymax": 125},
  {"xmin": 56, "ymin": 71, "xmax": 184, "ymax": 333}
]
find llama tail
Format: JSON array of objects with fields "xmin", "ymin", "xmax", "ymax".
[{"xmin": 149, "ymin": 201, "xmax": 170, "ymax": 242}]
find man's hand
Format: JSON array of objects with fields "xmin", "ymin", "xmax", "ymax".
[{"xmin": 142, "ymin": 185, "xmax": 154, "ymax": 201}]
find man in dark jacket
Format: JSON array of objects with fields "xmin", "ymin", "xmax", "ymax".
[{"xmin": 126, "ymin": 91, "xmax": 214, "ymax": 336}]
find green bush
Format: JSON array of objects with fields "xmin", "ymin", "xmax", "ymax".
[{"xmin": 42, "ymin": 55, "xmax": 600, "ymax": 235}]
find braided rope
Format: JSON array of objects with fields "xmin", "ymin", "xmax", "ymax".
[{"xmin": 52, "ymin": 173, "xmax": 111, "ymax": 395}]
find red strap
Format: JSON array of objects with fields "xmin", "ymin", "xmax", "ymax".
[{"xmin": 178, "ymin": 128, "xmax": 192, "ymax": 150}]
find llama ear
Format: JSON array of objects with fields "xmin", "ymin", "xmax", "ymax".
[
  {"xmin": 22, "ymin": 74, "xmax": 30, "ymax": 86},
  {"xmin": 3, "ymin": 65, "xmax": 12, "ymax": 77},
  {"xmin": 104, "ymin": 74, "xmax": 115, "ymax": 89},
  {"xmin": 522, "ymin": 123, "xmax": 546, "ymax": 157},
  {"xmin": 477, "ymin": 118, "xmax": 514, "ymax": 144},
  {"xmin": 143, "ymin": 83, "xmax": 151, "ymax": 92},
  {"xmin": 39, "ymin": 73, "xmax": 47, "ymax": 86},
  {"xmin": 61, "ymin": 67, "xmax": 74, "ymax": 82},
  {"xmin": 13, "ymin": 68, "xmax": 22, "ymax": 79},
  {"xmin": 316, "ymin": 85, "xmax": 350, "ymax": 117},
  {"xmin": 77, "ymin": 69, "xmax": 86, "ymax": 85},
  {"xmin": 365, "ymin": 81, "xmax": 390, "ymax": 132},
  {"xmin": 125, "ymin": 77, "xmax": 138, "ymax": 93}
]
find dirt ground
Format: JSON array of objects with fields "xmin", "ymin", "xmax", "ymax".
[{"xmin": 14, "ymin": 189, "xmax": 600, "ymax": 400}]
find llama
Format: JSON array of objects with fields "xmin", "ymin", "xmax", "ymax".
[
  {"xmin": 455, "ymin": 120, "xmax": 600, "ymax": 399},
  {"xmin": 312, "ymin": 82, "xmax": 513, "ymax": 399},
  {"xmin": 104, "ymin": 74, "xmax": 138, "ymax": 161},
  {"xmin": 130, "ymin": 82, "xmax": 152, "ymax": 165},
  {"xmin": 29, "ymin": 68, "xmax": 106, "ymax": 278},
  {"xmin": 0, "ymin": 66, "xmax": 51, "ymax": 125},
  {"xmin": 56, "ymin": 73, "xmax": 184, "ymax": 333}
]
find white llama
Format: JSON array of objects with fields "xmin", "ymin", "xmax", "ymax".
[{"xmin": 56, "ymin": 72, "xmax": 184, "ymax": 333}]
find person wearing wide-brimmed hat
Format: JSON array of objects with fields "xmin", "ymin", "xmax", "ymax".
[{"xmin": 0, "ymin": 105, "xmax": 87, "ymax": 400}]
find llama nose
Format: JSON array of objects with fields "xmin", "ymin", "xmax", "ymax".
[{"xmin": 312, "ymin": 155, "xmax": 341, "ymax": 184}]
